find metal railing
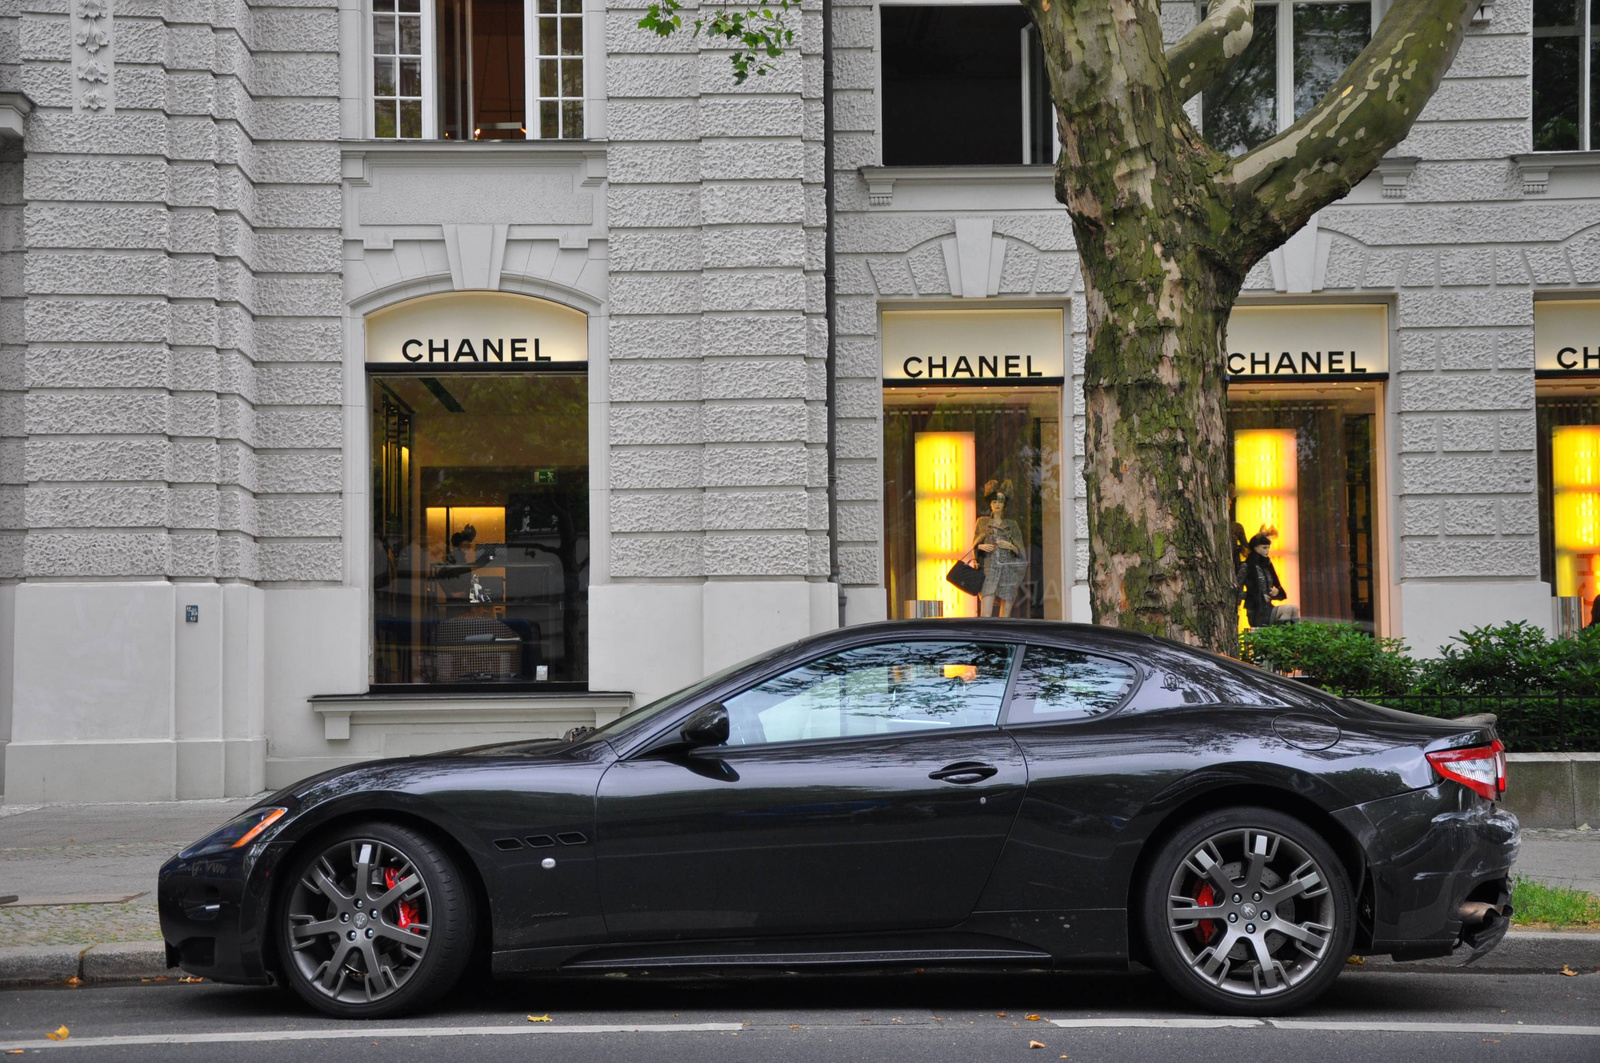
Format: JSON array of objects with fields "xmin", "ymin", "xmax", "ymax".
[{"xmin": 1362, "ymin": 692, "xmax": 1600, "ymax": 753}]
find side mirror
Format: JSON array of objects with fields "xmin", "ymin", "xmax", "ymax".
[{"xmin": 679, "ymin": 703, "xmax": 730, "ymax": 748}]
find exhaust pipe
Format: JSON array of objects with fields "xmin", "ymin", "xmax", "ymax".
[{"xmin": 1459, "ymin": 900, "xmax": 1512, "ymax": 926}]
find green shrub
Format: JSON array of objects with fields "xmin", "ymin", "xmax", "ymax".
[
  {"xmin": 1237, "ymin": 622, "xmax": 1417, "ymax": 697},
  {"xmin": 1422, "ymin": 621, "xmax": 1600, "ymax": 696}
]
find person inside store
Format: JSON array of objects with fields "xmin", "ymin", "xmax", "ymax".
[
  {"xmin": 972, "ymin": 479, "xmax": 1027, "ymax": 618},
  {"xmin": 1240, "ymin": 529, "xmax": 1300, "ymax": 627}
]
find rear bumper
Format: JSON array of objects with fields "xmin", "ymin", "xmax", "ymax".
[{"xmin": 1335, "ymin": 785, "xmax": 1519, "ymax": 961}]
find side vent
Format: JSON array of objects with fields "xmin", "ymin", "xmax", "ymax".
[
  {"xmin": 492, "ymin": 838, "xmax": 524, "ymax": 852},
  {"xmin": 524, "ymin": 835, "xmax": 556, "ymax": 848},
  {"xmin": 557, "ymin": 832, "xmax": 588, "ymax": 846}
]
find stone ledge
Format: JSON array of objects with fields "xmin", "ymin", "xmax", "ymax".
[
  {"xmin": 1504, "ymin": 754, "xmax": 1600, "ymax": 829},
  {"xmin": 308, "ymin": 691, "xmax": 635, "ymax": 741}
]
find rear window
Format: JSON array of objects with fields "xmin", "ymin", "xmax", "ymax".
[{"xmin": 1006, "ymin": 645, "xmax": 1137, "ymax": 724}]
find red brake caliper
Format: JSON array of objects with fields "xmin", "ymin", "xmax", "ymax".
[
  {"xmin": 384, "ymin": 867, "xmax": 420, "ymax": 929},
  {"xmin": 1193, "ymin": 882, "xmax": 1217, "ymax": 945}
]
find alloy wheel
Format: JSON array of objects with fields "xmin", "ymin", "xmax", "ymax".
[
  {"xmin": 1163, "ymin": 826, "xmax": 1337, "ymax": 998},
  {"xmin": 283, "ymin": 837, "xmax": 433, "ymax": 1005}
]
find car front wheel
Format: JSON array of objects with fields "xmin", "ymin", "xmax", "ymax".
[
  {"xmin": 1142, "ymin": 806, "xmax": 1354, "ymax": 1015},
  {"xmin": 277, "ymin": 821, "xmax": 475, "ymax": 1018}
]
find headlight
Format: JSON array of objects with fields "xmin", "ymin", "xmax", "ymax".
[{"xmin": 178, "ymin": 807, "xmax": 289, "ymax": 858}]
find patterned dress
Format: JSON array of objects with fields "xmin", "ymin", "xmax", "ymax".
[{"xmin": 976, "ymin": 516, "xmax": 1026, "ymax": 600}]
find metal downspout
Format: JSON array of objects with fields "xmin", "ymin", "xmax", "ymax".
[{"xmin": 822, "ymin": 0, "xmax": 845, "ymax": 627}]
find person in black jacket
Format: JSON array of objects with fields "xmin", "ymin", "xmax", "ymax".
[{"xmin": 1240, "ymin": 532, "xmax": 1300, "ymax": 628}]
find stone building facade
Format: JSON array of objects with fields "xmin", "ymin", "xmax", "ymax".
[{"xmin": 0, "ymin": 0, "xmax": 1590, "ymax": 802}]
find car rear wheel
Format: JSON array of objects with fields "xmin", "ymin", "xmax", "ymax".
[
  {"xmin": 277, "ymin": 821, "xmax": 475, "ymax": 1019},
  {"xmin": 1142, "ymin": 806, "xmax": 1354, "ymax": 1015}
]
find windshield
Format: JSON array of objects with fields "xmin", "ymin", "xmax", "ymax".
[{"xmin": 584, "ymin": 640, "xmax": 803, "ymax": 743}]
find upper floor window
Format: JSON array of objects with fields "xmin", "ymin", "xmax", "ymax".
[
  {"xmin": 371, "ymin": 0, "xmax": 585, "ymax": 140},
  {"xmin": 880, "ymin": 5, "xmax": 1056, "ymax": 166},
  {"xmin": 1202, "ymin": 2, "xmax": 1372, "ymax": 156},
  {"xmin": 1533, "ymin": 0, "xmax": 1596, "ymax": 151}
]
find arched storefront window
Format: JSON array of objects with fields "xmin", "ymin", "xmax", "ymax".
[{"xmin": 366, "ymin": 292, "xmax": 589, "ymax": 688}]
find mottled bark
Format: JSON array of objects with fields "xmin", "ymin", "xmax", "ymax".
[
  {"xmin": 1166, "ymin": 0, "xmax": 1256, "ymax": 102},
  {"xmin": 1019, "ymin": 0, "xmax": 1475, "ymax": 651}
]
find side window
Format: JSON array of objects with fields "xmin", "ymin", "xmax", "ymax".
[
  {"xmin": 722, "ymin": 641, "xmax": 1015, "ymax": 747},
  {"xmin": 1007, "ymin": 645, "xmax": 1136, "ymax": 724}
]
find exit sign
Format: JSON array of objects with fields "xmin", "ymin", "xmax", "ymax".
[{"xmin": 534, "ymin": 470, "xmax": 557, "ymax": 484}]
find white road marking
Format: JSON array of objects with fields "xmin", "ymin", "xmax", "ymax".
[
  {"xmin": 1050, "ymin": 1018, "xmax": 1600, "ymax": 1037},
  {"xmin": 0, "ymin": 1022, "xmax": 746, "ymax": 1051}
]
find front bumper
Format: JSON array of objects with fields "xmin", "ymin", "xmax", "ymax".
[
  {"xmin": 1336, "ymin": 784, "xmax": 1519, "ymax": 962},
  {"xmin": 158, "ymin": 841, "xmax": 293, "ymax": 986}
]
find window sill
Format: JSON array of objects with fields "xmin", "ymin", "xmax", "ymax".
[
  {"xmin": 310, "ymin": 689, "xmax": 634, "ymax": 741},
  {"xmin": 857, "ymin": 164, "xmax": 1057, "ymax": 210},
  {"xmin": 342, "ymin": 139, "xmax": 608, "ymax": 186},
  {"xmin": 1511, "ymin": 152, "xmax": 1600, "ymax": 196}
]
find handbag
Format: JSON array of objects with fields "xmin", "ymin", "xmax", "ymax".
[{"xmin": 945, "ymin": 551, "xmax": 985, "ymax": 596}]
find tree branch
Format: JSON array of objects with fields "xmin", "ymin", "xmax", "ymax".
[
  {"xmin": 1225, "ymin": 0, "xmax": 1478, "ymax": 247},
  {"xmin": 1165, "ymin": 0, "xmax": 1255, "ymax": 103}
]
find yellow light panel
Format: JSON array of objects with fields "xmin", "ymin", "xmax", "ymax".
[
  {"xmin": 1552, "ymin": 426, "xmax": 1600, "ymax": 616},
  {"xmin": 1234, "ymin": 429, "xmax": 1300, "ymax": 629},
  {"xmin": 914, "ymin": 432, "xmax": 976, "ymax": 619}
]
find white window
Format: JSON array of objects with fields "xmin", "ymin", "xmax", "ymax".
[
  {"xmin": 1201, "ymin": 2, "xmax": 1375, "ymax": 156},
  {"xmin": 1533, "ymin": 0, "xmax": 1594, "ymax": 151},
  {"xmin": 371, "ymin": 0, "xmax": 585, "ymax": 140}
]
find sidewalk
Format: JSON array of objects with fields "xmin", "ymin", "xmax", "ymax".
[{"xmin": 2, "ymin": 800, "xmax": 1597, "ymax": 985}]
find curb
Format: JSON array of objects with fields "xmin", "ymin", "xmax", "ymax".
[
  {"xmin": 0, "ymin": 942, "xmax": 169, "ymax": 987},
  {"xmin": 3, "ymin": 931, "xmax": 1598, "ymax": 990}
]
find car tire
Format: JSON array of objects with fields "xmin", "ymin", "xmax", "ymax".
[
  {"xmin": 276, "ymin": 820, "xmax": 476, "ymax": 1019},
  {"xmin": 1141, "ymin": 806, "xmax": 1355, "ymax": 1016}
]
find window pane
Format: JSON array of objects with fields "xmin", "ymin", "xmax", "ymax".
[
  {"xmin": 1535, "ymin": 33, "xmax": 1582, "ymax": 150},
  {"xmin": 560, "ymin": 58, "xmax": 582, "ymax": 97},
  {"xmin": 1203, "ymin": 3, "xmax": 1277, "ymax": 155},
  {"xmin": 1008, "ymin": 646, "xmax": 1136, "ymax": 723},
  {"xmin": 540, "ymin": 58, "xmax": 558, "ymax": 97},
  {"xmin": 370, "ymin": 373, "xmax": 590, "ymax": 686},
  {"xmin": 722, "ymin": 641, "xmax": 1015, "ymax": 746},
  {"xmin": 1230, "ymin": 388, "xmax": 1379, "ymax": 629},
  {"xmin": 1537, "ymin": 395, "xmax": 1600, "ymax": 626},
  {"xmin": 399, "ymin": 13, "xmax": 422, "ymax": 55},
  {"xmin": 539, "ymin": 0, "xmax": 556, "ymax": 13},
  {"xmin": 561, "ymin": 16, "xmax": 583, "ymax": 55},
  {"xmin": 881, "ymin": 5, "xmax": 1029, "ymax": 165},
  {"xmin": 397, "ymin": 58, "xmax": 419, "ymax": 97},
  {"xmin": 540, "ymin": 16, "xmax": 558, "ymax": 55},
  {"xmin": 375, "ymin": 99, "xmax": 398, "ymax": 138},
  {"xmin": 397, "ymin": 0, "xmax": 420, "ymax": 11},
  {"xmin": 373, "ymin": 0, "xmax": 394, "ymax": 11},
  {"xmin": 1536, "ymin": 0, "xmax": 1580, "ymax": 27},
  {"xmin": 373, "ymin": 14, "xmax": 396, "ymax": 54},
  {"xmin": 562, "ymin": 99, "xmax": 584, "ymax": 138},
  {"xmin": 541, "ymin": 99, "xmax": 559, "ymax": 137},
  {"xmin": 374, "ymin": 57, "xmax": 396, "ymax": 97},
  {"xmin": 1292, "ymin": 3, "xmax": 1370, "ymax": 120},
  {"xmin": 400, "ymin": 98, "xmax": 422, "ymax": 138},
  {"xmin": 560, "ymin": 0, "xmax": 580, "ymax": 12},
  {"xmin": 883, "ymin": 384, "xmax": 1064, "ymax": 621}
]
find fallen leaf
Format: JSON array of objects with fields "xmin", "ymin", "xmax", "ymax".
[
  {"xmin": 1026, "ymin": 1014, "xmax": 1043, "ymax": 1021},
  {"xmin": 1345, "ymin": 955, "xmax": 1365, "ymax": 965},
  {"xmin": 1560, "ymin": 965, "xmax": 1579, "ymax": 977},
  {"xmin": 527, "ymin": 1014, "xmax": 552, "ymax": 1023},
  {"xmin": 178, "ymin": 976, "xmax": 203, "ymax": 984},
  {"xmin": 45, "ymin": 1026, "xmax": 69, "ymax": 1042},
  {"xmin": 1029, "ymin": 1040, "xmax": 1046, "ymax": 1050},
  {"xmin": 64, "ymin": 976, "xmax": 81, "ymax": 987},
  {"xmin": 9, "ymin": 1049, "xmax": 26, "ymax": 1054},
  {"xmin": 788, "ymin": 1025, "xmax": 800, "ymax": 1030},
  {"xmin": 997, "ymin": 1012, "xmax": 1008, "ymax": 1018},
  {"xmin": 1482, "ymin": 1039, "xmax": 1500, "ymax": 1044}
]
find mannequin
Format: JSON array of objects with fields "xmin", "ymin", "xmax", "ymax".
[
  {"xmin": 972, "ymin": 481, "xmax": 1026, "ymax": 617},
  {"xmin": 1240, "ymin": 531, "xmax": 1301, "ymax": 627}
]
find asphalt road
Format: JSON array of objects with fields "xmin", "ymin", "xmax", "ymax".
[{"xmin": 0, "ymin": 967, "xmax": 1595, "ymax": 1061}]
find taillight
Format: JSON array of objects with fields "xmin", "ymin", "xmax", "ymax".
[{"xmin": 1426, "ymin": 740, "xmax": 1506, "ymax": 801}]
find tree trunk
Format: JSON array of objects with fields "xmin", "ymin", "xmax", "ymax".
[{"xmin": 1080, "ymin": 251, "xmax": 1241, "ymax": 651}]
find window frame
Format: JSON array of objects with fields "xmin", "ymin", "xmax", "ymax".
[
  {"xmin": 1532, "ymin": 0, "xmax": 1594, "ymax": 152},
  {"xmin": 366, "ymin": 0, "xmax": 589, "ymax": 141},
  {"xmin": 998, "ymin": 641, "xmax": 1143, "ymax": 728}
]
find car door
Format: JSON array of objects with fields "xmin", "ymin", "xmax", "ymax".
[{"xmin": 593, "ymin": 638, "xmax": 1028, "ymax": 940}]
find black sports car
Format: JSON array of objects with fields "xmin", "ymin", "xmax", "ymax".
[{"xmin": 159, "ymin": 620, "xmax": 1518, "ymax": 1018}]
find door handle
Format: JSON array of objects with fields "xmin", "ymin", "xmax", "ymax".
[{"xmin": 929, "ymin": 761, "xmax": 999, "ymax": 784}]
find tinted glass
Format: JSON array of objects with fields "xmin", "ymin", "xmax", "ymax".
[
  {"xmin": 1533, "ymin": 0, "xmax": 1582, "ymax": 152},
  {"xmin": 881, "ymin": 6, "xmax": 1029, "ymax": 165},
  {"xmin": 1203, "ymin": 3, "xmax": 1278, "ymax": 155},
  {"xmin": 722, "ymin": 641, "xmax": 1015, "ymax": 746},
  {"xmin": 1007, "ymin": 645, "xmax": 1136, "ymax": 723},
  {"xmin": 1292, "ymin": 3, "xmax": 1370, "ymax": 120}
]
